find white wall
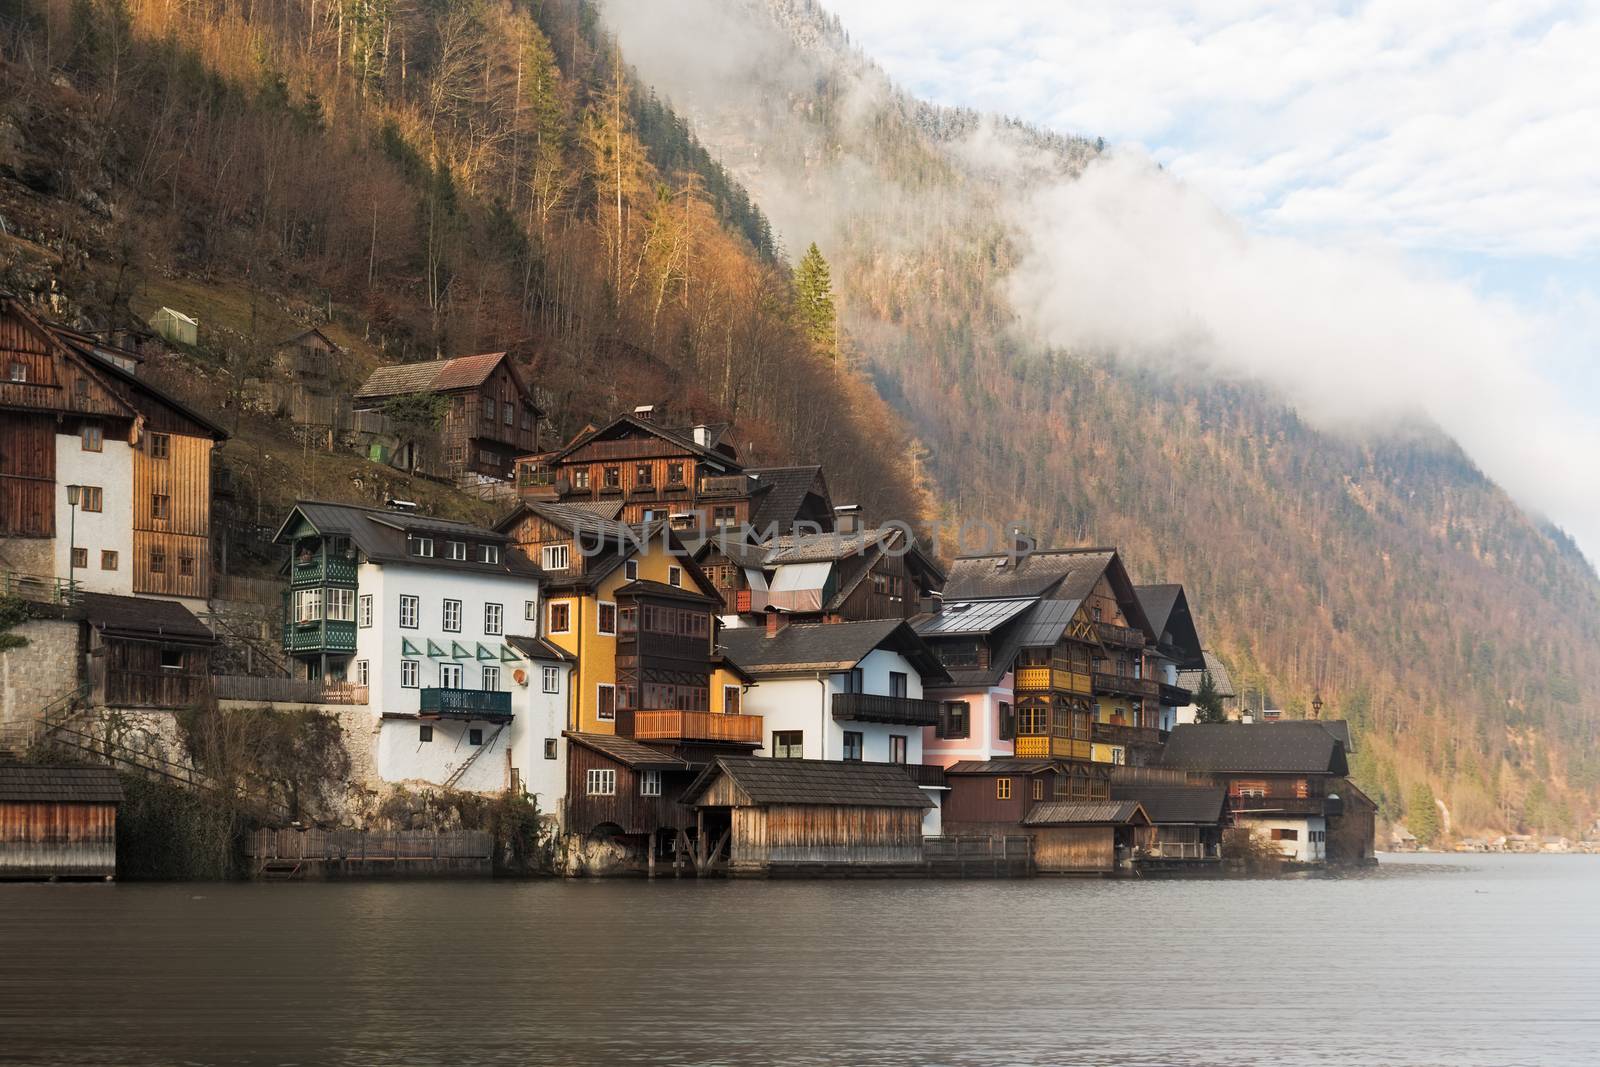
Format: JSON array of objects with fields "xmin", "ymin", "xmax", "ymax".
[
  {"xmin": 54, "ymin": 433, "xmax": 133, "ymax": 595},
  {"xmin": 743, "ymin": 647, "xmax": 925, "ymax": 765},
  {"xmin": 375, "ymin": 716, "xmax": 510, "ymax": 792},
  {"xmin": 1242, "ymin": 815, "xmax": 1327, "ymax": 862},
  {"xmin": 510, "ymin": 658, "xmax": 571, "ymax": 820}
]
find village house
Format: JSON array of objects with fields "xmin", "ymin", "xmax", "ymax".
[
  {"xmin": 939, "ymin": 758, "xmax": 1126, "ymax": 872},
  {"xmin": 1, "ymin": 298, "xmax": 227, "ymax": 610},
  {"xmin": 351, "ymin": 351, "xmax": 541, "ymax": 483},
  {"xmin": 272, "ymin": 501, "xmax": 557, "ymax": 794},
  {"xmin": 1175, "ymin": 649, "xmax": 1240, "ymax": 723},
  {"xmin": 751, "ymin": 518, "xmax": 945, "ymax": 627},
  {"xmin": 248, "ymin": 327, "xmax": 350, "ymax": 439},
  {"xmin": 1135, "ymin": 585, "xmax": 1208, "ymax": 732},
  {"xmin": 0, "ymin": 763, "xmax": 124, "ymax": 880},
  {"xmin": 1110, "ymin": 779, "xmax": 1227, "ymax": 868}
]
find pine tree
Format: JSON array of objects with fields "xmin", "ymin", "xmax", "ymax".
[
  {"xmin": 1192, "ymin": 671, "xmax": 1226, "ymax": 723},
  {"xmin": 1408, "ymin": 782, "xmax": 1442, "ymax": 844},
  {"xmin": 794, "ymin": 242, "xmax": 837, "ymax": 358}
]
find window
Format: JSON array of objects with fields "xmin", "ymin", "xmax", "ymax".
[
  {"xmin": 842, "ymin": 731, "xmax": 864, "ymax": 761},
  {"xmin": 503, "ymin": 401, "xmax": 514, "ymax": 426},
  {"xmin": 158, "ymin": 648, "xmax": 183, "ymax": 670},
  {"xmin": 597, "ymin": 683, "xmax": 616, "ymax": 721},
  {"xmin": 478, "ymin": 544, "xmax": 500, "ymax": 565},
  {"xmin": 586, "ymin": 769, "xmax": 616, "ymax": 796},
  {"xmin": 940, "ymin": 701, "xmax": 970, "ymax": 740},
  {"xmin": 79, "ymin": 486, "xmax": 103, "ymax": 513},
  {"xmin": 711, "ymin": 504, "xmax": 737, "ymax": 525},
  {"xmin": 635, "ymin": 463, "xmax": 653, "ymax": 487},
  {"xmin": 723, "ymin": 685, "xmax": 741, "ymax": 715},
  {"xmin": 521, "ymin": 409, "xmax": 532, "ymax": 431},
  {"xmin": 640, "ymin": 770, "xmax": 662, "ymax": 797},
  {"xmin": 572, "ymin": 468, "xmax": 590, "ymax": 490},
  {"xmin": 597, "ymin": 601, "xmax": 617, "ymax": 635},
  {"xmin": 1109, "ymin": 746, "xmax": 1126, "ymax": 766},
  {"xmin": 1271, "ymin": 828, "xmax": 1300, "ymax": 842},
  {"xmin": 603, "ymin": 466, "xmax": 621, "ymax": 490},
  {"xmin": 772, "ymin": 731, "xmax": 804, "ymax": 759},
  {"xmin": 410, "ymin": 536, "xmax": 434, "ymax": 558},
  {"xmin": 149, "ymin": 433, "xmax": 170, "ymax": 460},
  {"xmin": 445, "ymin": 540, "xmax": 467, "ymax": 561},
  {"xmin": 484, "ymin": 603, "xmax": 503, "ymax": 635},
  {"xmin": 294, "ymin": 588, "xmax": 323, "ymax": 623},
  {"xmin": 544, "ymin": 738, "xmax": 558, "ymax": 760},
  {"xmin": 625, "ymin": 560, "xmax": 639, "ymax": 581},
  {"xmin": 7, "ymin": 361, "xmax": 26, "ymax": 382},
  {"xmin": 996, "ymin": 777, "xmax": 1013, "ymax": 800},
  {"xmin": 666, "ymin": 462, "xmax": 685, "ymax": 485},
  {"xmin": 358, "ymin": 595, "xmax": 373, "ymax": 627},
  {"xmin": 889, "ymin": 671, "xmax": 909, "ymax": 698},
  {"xmin": 668, "ymin": 566, "xmax": 682, "ymax": 587},
  {"xmin": 524, "ymin": 600, "xmax": 538, "ymax": 621},
  {"xmin": 151, "ymin": 494, "xmax": 170, "ymax": 521},
  {"xmin": 542, "ymin": 544, "xmax": 569, "ymax": 570},
  {"xmin": 355, "ymin": 660, "xmax": 370, "ymax": 687},
  {"xmin": 401, "ymin": 660, "xmax": 419, "ymax": 688},
  {"xmin": 177, "ymin": 553, "xmax": 195, "ymax": 577},
  {"xmin": 440, "ymin": 663, "xmax": 464, "ymax": 688},
  {"xmin": 150, "ymin": 546, "xmax": 166, "ymax": 573},
  {"xmin": 482, "ymin": 665, "xmax": 501, "ymax": 690},
  {"xmin": 889, "ymin": 735, "xmax": 908, "ymax": 764},
  {"xmin": 419, "ymin": 723, "xmax": 433, "ymax": 742},
  {"xmin": 548, "ymin": 601, "xmax": 571, "ymax": 633},
  {"xmin": 834, "ymin": 668, "xmax": 865, "ymax": 694},
  {"xmin": 541, "ymin": 666, "xmax": 560, "ymax": 693},
  {"xmin": 469, "ymin": 728, "xmax": 484, "ymax": 746},
  {"xmin": 399, "ymin": 595, "xmax": 419, "ymax": 628},
  {"xmin": 71, "ymin": 547, "xmax": 88, "ymax": 569},
  {"xmin": 81, "ymin": 423, "xmax": 103, "ymax": 452},
  {"xmin": 1033, "ymin": 779, "xmax": 1045, "ymax": 801},
  {"xmin": 442, "ymin": 599, "xmax": 462, "ymax": 632},
  {"xmin": 326, "ymin": 588, "xmax": 355, "ymax": 621},
  {"xmin": 998, "ymin": 701, "xmax": 1015, "ymax": 741},
  {"xmin": 100, "ymin": 550, "xmax": 118, "ymax": 571}
]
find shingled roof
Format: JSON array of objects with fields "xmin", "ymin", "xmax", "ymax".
[
  {"xmin": 1136, "ymin": 584, "xmax": 1206, "ymax": 669},
  {"xmin": 352, "ymin": 352, "xmax": 540, "ymax": 411},
  {"xmin": 1159, "ymin": 722, "xmax": 1349, "ymax": 775},
  {"xmin": 1176, "ymin": 650, "xmax": 1237, "ymax": 700},
  {"xmin": 79, "ymin": 593, "xmax": 215, "ymax": 644},
  {"xmin": 681, "ymin": 756, "xmax": 932, "ymax": 809},
  {"xmin": 1110, "ymin": 783, "xmax": 1226, "ymax": 825},
  {"xmin": 0, "ymin": 763, "xmax": 124, "ymax": 803},
  {"xmin": 719, "ymin": 619, "xmax": 948, "ymax": 679},
  {"xmin": 746, "ymin": 465, "xmax": 831, "ymax": 532},
  {"xmin": 1021, "ymin": 800, "xmax": 1148, "ymax": 826},
  {"xmin": 563, "ymin": 732, "xmax": 688, "ymax": 770}
]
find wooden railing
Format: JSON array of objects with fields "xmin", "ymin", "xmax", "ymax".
[
  {"xmin": 832, "ymin": 691, "xmax": 942, "ymax": 727},
  {"xmin": 1092, "ymin": 721, "xmax": 1162, "ymax": 747},
  {"xmin": 419, "ymin": 687, "xmax": 513, "ymax": 719},
  {"xmin": 615, "ymin": 708, "xmax": 763, "ymax": 744},
  {"xmin": 1092, "ymin": 672, "xmax": 1159, "ymax": 700},
  {"xmin": 1012, "ymin": 735, "xmax": 1092, "ymax": 760},
  {"xmin": 1015, "ymin": 667, "xmax": 1093, "ymax": 694},
  {"xmin": 213, "ymin": 675, "xmax": 369, "ymax": 705},
  {"xmin": 699, "ymin": 474, "xmax": 753, "ymax": 497},
  {"xmin": 1229, "ymin": 794, "xmax": 1330, "ymax": 816},
  {"xmin": 1096, "ymin": 622, "xmax": 1146, "ymax": 648}
]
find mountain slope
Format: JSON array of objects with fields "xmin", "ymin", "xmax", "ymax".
[{"xmin": 598, "ymin": 0, "xmax": 1600, "ymax": 834}]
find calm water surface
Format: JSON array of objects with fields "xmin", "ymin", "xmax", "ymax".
[{"xmin": 1, "ymin": 853, "xmax": 1597, "ymax": 1066}]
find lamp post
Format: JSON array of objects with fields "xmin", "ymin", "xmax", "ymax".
[
  {"xmin": 65, "ymin": 484, "xmax": 82, "ymax": 598},
  {"xmin": 1311, "ymin": 691, "xmax": 1324, "ymax": 721}
]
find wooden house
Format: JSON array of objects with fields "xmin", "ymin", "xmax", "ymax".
[
  {"xmin": 0, "ymin": 763, "xmax": 123, "ymax": 880},
  {"xmin": 562, "ymin": 732, "xmax": 699, "ymax": 860},
  {"xmin": 252, "ymin": 327, "xmax": 350, "ymax": 434},
  {"xmin": 1109, "ymin": 781, "xmax": 1226, "ymax": 867},
  {"xmin": 80, "ymin": 593, "xmax": 216, "ymax": 709},
  {"xmin": 755, "ymin": 522, "xmax": 945, "ymax": 625},
  {"xmin": 1021, "ymin": 799, "xmax": 1149, "ymax": 875},
  {"xmin": 1135, "ymin": 584, "xmax": 1207, "ymax": 732},
  {"xmin": 941, "ymin": 758, "xmax": 1113, "ymax": 839},
  {"xmin": 679, "ymin": 756, "xmax": 931, "ymax": 875},
  {"xmin": 352, "ymin": 352, "xmax": 541, "ymax": 482}
]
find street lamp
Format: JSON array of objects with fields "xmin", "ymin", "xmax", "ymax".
[
  {"xmin": 65, "ymin": 484, "xmax": 82, "ymax": 596},
  {"xmin": 1311, "ymin": 691, "xmax": 1324, "ymax": 720}
]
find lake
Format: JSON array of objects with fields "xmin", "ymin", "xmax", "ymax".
[{"xmin": 1, "ymin": 853, "xmax": 1596, "ymax": 1066}]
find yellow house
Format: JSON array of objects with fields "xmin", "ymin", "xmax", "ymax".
[{"xmin": 496, "ymin": 502, "xmax": 757, "ymax": 745}]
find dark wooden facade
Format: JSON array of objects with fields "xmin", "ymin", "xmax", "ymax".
[
  {"xmin": 941, "ymin": 760, "xmax": 1113, "ymax": 836},
  {"xmin": 561, "ymin": 737, "xmax": 695, "ymax": 839},
  {"xmin": 0, "ymin": 413, "xmax": 56, "ymax": 538}
]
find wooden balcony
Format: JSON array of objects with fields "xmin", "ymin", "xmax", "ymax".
[
  {"xmin": 1158, "ymin": 682, "xmax": 1192, "ymax": 707},
  {"xmin": 290, "ymin": 555, "xmax": 358, "ymax": 585},
  {"xmin": 699, "ymin": 474, "xmax": 754, "ymax": 497},
  {"xmin": 1015, "ymin": 667, "xmax": 1094, "ymax": 694},
  {"xmin": 1228, "ymin": 794, "xmax": 1333, "ymax": 816},
  {"xmin": 1096, "ymin": 622, "xmax": 1146, "ymax": 649},
  {"xmin": 1092, "ymin": 672, "xmax": 1159, "ymax": 700},
  {"xmin": 1092, "ymin": 721, "xmax": 1162, "ymax": 748},
  {"xmin": 419, "ymin": 687, "xmax": 513, "ymax": 722},
  {"xmin": 615, "ymin": 709, "xmax": 763, "ymax": 745},
  {"xmin": 832, "ymin": 691, "xmax": 942, "ymax": 727},
  {"xmin": 1013, "ymin": 734, "xmax": 1093, "ymax": 760},
  {"xmin": 283, "ymin": 619, "xmax": 357, "ymax": 654}
]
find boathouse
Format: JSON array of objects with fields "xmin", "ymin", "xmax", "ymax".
[
  {"xmin": 0, "ymin": 762, "xmax": 123, "ymax": 880},
  {"xmin": 680, "ymin": 756, "xmax": 930, "ymax": 876},
  {"xmin": 1021, "ymin": 799, "xmax": 1149, "ymax": 875}
]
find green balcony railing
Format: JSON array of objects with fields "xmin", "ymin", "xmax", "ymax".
[
  {"xmin": 419, "ymin": 688, "xmax": 513, "ymax": 721},
  {"xmin": 283, "ymin": 619, "xmax": 358, "ymax": 654},
  {"xmin": 291, "ymin": 556, "xmax": 358, "ymax": 585}
]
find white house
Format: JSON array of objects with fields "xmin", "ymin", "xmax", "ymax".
[
  {"xmin": 274, "ymin": 502, "xmax": 567, "ymax": 799},
  {"xmin": 719, "ymin": 615, "xmax": 951, "ymax": 833}
]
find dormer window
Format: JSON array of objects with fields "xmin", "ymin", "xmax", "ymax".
[
  {"xmin": 478, "ymin": 544, "xmax": 500, "ymax": 564},
  {"xmin": 410, "ymin": 536, "xmax": 434, "ymax": 558}
]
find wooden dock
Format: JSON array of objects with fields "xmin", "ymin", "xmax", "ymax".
[{"xmin": 246, "ymin": 828, "xmax": 494, "ymax": 880}]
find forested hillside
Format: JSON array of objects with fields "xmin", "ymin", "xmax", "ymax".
[{"xmin": 600, "ymin": 0, "xmax": 1600, "ymax": 836}]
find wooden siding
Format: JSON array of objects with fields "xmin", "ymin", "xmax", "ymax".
[
  {"xmin": 1031, "ymin": 825, "xmax": 1115, "ymax": 873},
  {"xmin": 562, "ymin": 744, "xmax": 693, "ymax": 836},
  {"xmin": 730, "ymin": 804, "xmax": 925, "ymax": 870},
  {"xmin": 0, "ymin": 801, "xmax": 117, "ymax": 879},
  {"xmin": 943, "ymin": 771, "xmax": 1042, "ymax": 826},
  {"xmin": 131, "ymin": 432, "xmax": 211, "ymax": 599},
  {"xmin": 0, "ymin": 414, "xmax": 55, "ymax": 537},
  {"xmin": 0, "ymin": 309, "xmax": 132, "ymax": 418},
  {"xmin": 91, "ymin": 637, "xmax": 211, "ymax": 709}
]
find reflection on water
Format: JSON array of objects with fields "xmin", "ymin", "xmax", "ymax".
[{"xmin": 1, "ymin": 853, "xmax": 1597, "ymax": 1066}]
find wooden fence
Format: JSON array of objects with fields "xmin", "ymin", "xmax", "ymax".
[
  {"xmin": 213, "ymin": 676, "xmax": 368, "ymax": 705},
  {"xmin": 246, "ymin": 828, "xmax": 493, "ymax": 879}
]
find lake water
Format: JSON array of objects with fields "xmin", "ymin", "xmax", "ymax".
[{"xmin": 1, "ymin": 853, "xmax": 1596, "ymax": 1066}]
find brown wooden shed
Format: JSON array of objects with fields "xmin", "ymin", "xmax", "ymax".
[
  {"xmin": 1021, "ymin": 799, "xmax": 1149, "ymax": 875},
  {"xmin": 0, "ymin": 763, "xmax": 123, "ymax": 880},
  {"xmin": 681, "ymin": 757, "xmax": 931, "ymax": 876}
]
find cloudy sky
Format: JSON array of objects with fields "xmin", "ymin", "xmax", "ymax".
[{"xmin": 818, "ymin": 0, "xmax": 1600, "ymax": 557}]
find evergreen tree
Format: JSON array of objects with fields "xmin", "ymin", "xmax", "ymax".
[
  {"xmin": 1192, "ymin": 671, "xmax": 1226, "ymax": 723},
  {"xmin": 1408, "ymin": 782, "xmax": 1443, "ymax": 844},
  {"xmin": 794, "ymin": 242, "xmax": 837, "ymax": 358}
]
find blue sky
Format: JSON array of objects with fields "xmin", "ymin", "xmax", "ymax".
[{"xmin": 819, "ymin": 0, "xmax": 1600, "ymax": 557}]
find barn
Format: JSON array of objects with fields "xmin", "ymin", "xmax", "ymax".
[
  {"xmin": 680, "ymin": 757, "xmax": 931, "ymax": 876},
  {"xmin": 0, "ymin": 763, "xmax": 124, "ymax": 880},
  {"xmin": 1021, "ymin": 799, "xmax": 1149, "ymax": 875}
]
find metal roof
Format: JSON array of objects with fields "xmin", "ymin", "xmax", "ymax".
[
  {"xmin": 682, "ymin": 757, "xmax": 932, "ymax": 809},
  {"xmin": 275, "ymin": 501, "xmax": 541, "ymax": 577},
  {"xmin": 719, "ymin": 620, "xmax": 948, "ymax": 679},
  {"xmin": 914, "ymin": 597, "xmax": 1037, "ymax": 636}
]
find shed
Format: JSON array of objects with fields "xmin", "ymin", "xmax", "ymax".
[
  {"xmin": 0, "ymin": 763, "xmax": 123, "ymax": 880},
  {"xmin": 1021, "ymin": 799, "xmax": 1149, "ymax": 875},
  {"xmin": 1111, "ymin": 783, "xmax": 1226, "ymax": 863},
  {"xmin": 148, "ymin": 307, "xmax": 198, "ymax": 346},
  {"xmin": 681, "ymin": 757, "xmax": 931, "ymax": 875},
  {"xmin": 80, "ymin": 593, "xmax": 216, "ymax": 708}
]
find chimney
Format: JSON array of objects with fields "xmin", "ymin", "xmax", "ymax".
[
  {"xmin": 765, "ymin": 607, "xmax": 788, "ymax": 638},
  {"xmin": 1009, "ymin": 525, "xmax": 1036, "ymax": 563},
  {"xmin": 633, "ymin": 404, "xmax": 655, "ymax": 422},
  {"xmin": 692, "ymin": 424, "xmax": 712, "ymax": 447},
  {"xmin": 834, "ymin": 504, "xmax": 862, "ymax": 534}
]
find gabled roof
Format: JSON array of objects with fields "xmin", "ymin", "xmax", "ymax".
[
  {"xmin": 79, "ymin": 593, "xmax": 215, "ymax": 645},
  {"xmin": 718, "ymin": 619, "xmax": 949, "ymax": 680},
  {"xmin": 1177, "ymin": 650, "xmax": 1236, "ymax": 700},
  {"xmin": 1109, "ymin": 783, "xmax": 1226, "ymax": 825},
  {"xmin": 550, "ymin": 413, "xmax": 742, "ymax": 470},
  {"xmin": 1136, "ymin": 584, "xmax": 1205, "ymax": 669},
  {"xmin": 944, "ymin": 548, "xmax": 1154, "ymax": 639},
  {"xmin": 1319, "ymin": 719, "xmax": 1356, "ymax": 755},
  {"xmin": 681, "ymin": 756, "xmax": 932, "ymax": 809},
  {"xmin": 763, "ymin": 528, "xmax": 897, "ymax": 565},
  {"xmin": 614, "ymin": 579, "xmax": 719, "ymax": 606},
  {"xmin": 946, "ymin": 759, "xmax": 1057, "ymax": 775},
  {"xmin": 564, "ymin": 732, "xmax": 688, "ymax": 770},
  {"xmin": 0, "ymin": 763, "xmax": 124, "ymax": 803},
  {"xmin": 689, "ymin": 532, "xmax": 771, "ymax": 570},
  {"xmin": 1159, "ymin": 722, "xmax": 1349, "ymax": 776},
  {"xmin": 273, "ymin": 501, "xmax": 540, "ymax": 576},
  {"xmin": 746, "ymin": 465, "xmax": 832, "ymax": 532},
  {"xmin": 915, "ymin": 598, "xmax": 1037, "ymax": 637},
  {"xmin": 276, "ymin": 326, "xmax": 338, "ymax": 349},
  {"xmin": 353, "ymin": 351, "xmax": 540, "ymax": 410},
  {"xmin": 1022, "ymin": 800, "xmax": 1148, "ymax": 826}
]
